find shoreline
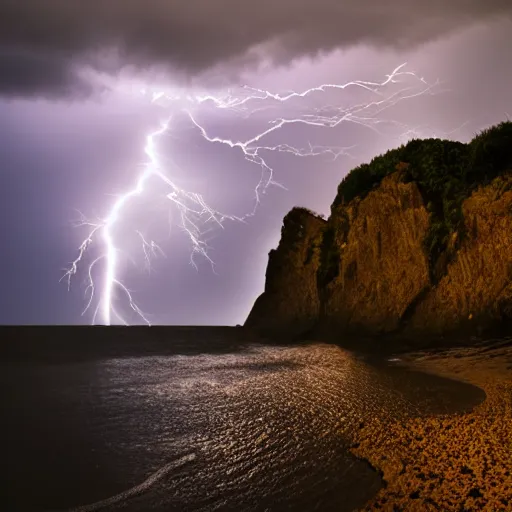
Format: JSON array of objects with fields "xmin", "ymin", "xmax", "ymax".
[
  {"xmin": 2, "ymin": 326, "xmax": 510, "ymax": 510},
  {"xmin": 349, "ymin": 338, "xmax": 512, "ymax": 511}
]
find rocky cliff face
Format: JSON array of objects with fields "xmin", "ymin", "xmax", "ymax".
[
  {"xmin": 407, "ymin": 174, "xmax": 512, "ymax": 335},
  {"xmin": 319, "ymin": 172, "xmax": 431, "ymax": 335},
  {"xmin": 245, "ymin": 208, "xmax": 326, "ymax": 338},
  {"xmin": 245, "ymin": 122, "xmax": 512, "ymax": 340}
]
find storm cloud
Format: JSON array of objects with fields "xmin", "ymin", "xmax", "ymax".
[{"xmin": 1, "ymin": 0, "xmax": 511, "ymax": 96}]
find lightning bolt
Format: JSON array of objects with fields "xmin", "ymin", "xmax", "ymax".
[{"xmin": 62, "ymin": 63, "xmax": 454, "ymax": 326}]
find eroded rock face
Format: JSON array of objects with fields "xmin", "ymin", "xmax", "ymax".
[
  {"xmin": 320, "ymin": 173, "xmax": 430, "ymax": 335},
  {"xmin": 244, "ymin": 208, "xmax": 326, "ymax": 338},
  {"xmin": 246, "ymin": 173, "xmax": 512, "ymax": 340},
  {"xmin": 408, "ymin": 175, "xmax": 512, "ymax": 335}
]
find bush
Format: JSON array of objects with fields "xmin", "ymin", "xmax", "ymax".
[
  {"xmin": 467, "ymin": 121, "xmax": 512, "ymax": 184},
  {"xmin": 332, "ymin": 146, "xmax": 405, "ymax": 207}
]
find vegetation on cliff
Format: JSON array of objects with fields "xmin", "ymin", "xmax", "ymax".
[
  {"xmin": 329, "ymin": 121, "xmax": 512, "ymax": 279},
  {"xmin": 333, "ymin": 121, "xmax": 512, "ymax": 207}
]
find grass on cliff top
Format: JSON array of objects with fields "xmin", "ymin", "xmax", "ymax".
[
  {"xmin": 333, "ymin": 120, "xmax": 512, "ymax": 208},
  {"xmin": 329, "ymin": 120, "xmax": 512, "ymax": 276}
]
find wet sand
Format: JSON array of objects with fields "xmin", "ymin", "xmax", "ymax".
[{"xmin": 351, "ymin": 338, "xmax": 512, "ymax": 511}]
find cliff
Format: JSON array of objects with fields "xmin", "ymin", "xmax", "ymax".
[
  {"xmin": 245, "ymin": 121, "xmax": 512, "ymax": 341},
  {"xmin": 245, "ymin": 207, "xmax": 326, "ymax": 338}
]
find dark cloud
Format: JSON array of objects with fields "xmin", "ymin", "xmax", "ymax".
[
  {"xmin": 0, "ymin": 0, "xmax": 511, "ymax": 96},
  {"xmin": 0, "ymin": 48, "xmax": 94, "ymax": 98}
]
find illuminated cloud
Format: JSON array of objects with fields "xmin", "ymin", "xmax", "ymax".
[{"xmin": 0, "ymin": 0, "xmax": 511, "ymax": 96}]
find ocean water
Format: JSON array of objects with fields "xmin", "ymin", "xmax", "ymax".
[{"xmin": 1, "ymin": 327, "xmax": 485, "ymax": 512}]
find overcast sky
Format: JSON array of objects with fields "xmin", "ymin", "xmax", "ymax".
[{"xmin": 0, "ymin": 2, "xmax": 511, "ymax": 325}]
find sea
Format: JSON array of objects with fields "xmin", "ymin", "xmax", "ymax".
[{"xmin": 1, "ymin": 326, "xmax": 485, "ymax": 512}]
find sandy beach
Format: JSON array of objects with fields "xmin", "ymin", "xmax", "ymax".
[{"xmin": 351, "ymin": 338, "xmax": 512, "ymax": 511}]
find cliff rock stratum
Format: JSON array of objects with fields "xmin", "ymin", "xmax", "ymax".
[{"xmin": 245, "ymin": 121, "xmax": 512, "ymax": 341}]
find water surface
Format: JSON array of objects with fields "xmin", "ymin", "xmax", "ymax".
[{"xmin": 1, "ymin": 327, "xmax": 485, "ymax": 511}]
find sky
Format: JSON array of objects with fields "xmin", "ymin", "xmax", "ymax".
[{"xmin": 0, "ymin": 1, "xmax": 511, "ymax": 325}]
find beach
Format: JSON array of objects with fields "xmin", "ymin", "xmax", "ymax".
[{"xmin": 352, "ymin": 338, "xmax": 512, "ymax": 511}]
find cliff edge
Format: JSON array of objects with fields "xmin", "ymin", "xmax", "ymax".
[
  {"xmin": 245, "ymin": 121, "xmax": 512, "ymax": 341},
  {"xmin": 245, "ymin": 207, "xmax": 326, "ymax": 338}
]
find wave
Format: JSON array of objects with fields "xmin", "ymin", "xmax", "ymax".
[{"xmin": 66, "ymin": 453, "xmax": 196, "ymax": 512}]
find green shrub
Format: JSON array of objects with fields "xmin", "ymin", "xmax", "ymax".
[
  {"xmin": 332, "ymin": 146, "xmax": 405, "ymax": 208},
  {"xmin": 467, "ymin": 121, "xmax": 512, "ymax": 184}
]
